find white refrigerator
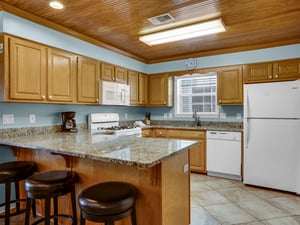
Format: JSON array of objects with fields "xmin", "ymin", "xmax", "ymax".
[{"xmin": 244, "ymin": 80, "xmax": 300, "ymax": 194}]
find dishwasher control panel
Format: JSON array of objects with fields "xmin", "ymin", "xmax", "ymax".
[{"xmin": 206, "ymin": 131, "xmax": 241, "ymax": 141}]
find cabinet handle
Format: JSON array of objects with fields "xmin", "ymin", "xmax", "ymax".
[
  {"xmin": 163, "ymin": 101, "xmax": 166, "ymax": 104},
  {"xmin": 159, "ymin": 132, "xmax": 162, "ymax": 135},
  {"xmin": 115, "ymin": 78, "xmax": 118, "ymax": 81},
  {"xmin": 219, "ymin": 100, "xmax": 222, "ymax": 103},
  {"xmin": 41, "ymin": 96, "xmax": 46, "ymax": 100},
  {"xmin": 269, "ymin": 75, "xmax": 273, "ymax": 79},
  {"xmin": 274, "ymin": 74, "xmax": 279, "ymax": 78},
  {"xmin": 49, "ymin": 96, "xmax": 53, "ymax": 99},
  {"xmin": 96, "ymin": 99, "xmax": 99, "ymax": 103}
]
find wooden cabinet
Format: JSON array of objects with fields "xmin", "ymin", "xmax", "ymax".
[
  {"xmin": 47, "ymin": 47, "xmax": 76, "ymax": 103},
  {"xmin": 148, "ymin": 74, "xmax": 173, "ymax": 106},
  {"xmin": 244, "ymin": 59, "xmax": 300, "ymax": 83},
  {"xmin": 77, "ymin": 56, "xmax": 100, "ymax": 104},
  {"xmin": 127, "ymin": 70, "xmax": 148, "ymax": 106},
  {"xmin": 101, "ymin": 62, "xmax": 127, "ymax": 83},
  {"xmin": 142, "ymin": 128, "xmax": 206, "ymax": 173},
  {"xmin": 0, "ymin": 35, "xmax": 77, "ymax": 103},
  {"xmin": 3, "ymin": 36, "xmax": 47, "ymax": 102},
  {"xmin": 217, "ymin": 66, "xmax": 243, "ymax": 105},
  {"xmin": 141, "ymin": 128, "xmax": 152, "ymax": 137},
  {"xmin": 167, "ymin": 129, "xmax": 206, "ymax": 173}
]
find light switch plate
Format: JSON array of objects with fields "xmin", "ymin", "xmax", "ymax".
[
  {"xmin": 220, "ymin": 113, "xmax": 226, "ymax": 119},
  {"xmin": 29, "ymin": 114, "xmax": 36, "ymax": 124}
]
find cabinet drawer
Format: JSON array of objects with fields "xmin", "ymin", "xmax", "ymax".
[
  {"xmin": 142, "ymin": 129, "xmax": 152, "ymax": 137},
  {"xmin": 167, "ymin": 129, "xmax": 205, "ymax": 139},
  {"xmin": 154, "ymin": 129, "xmax": 168, "ymax": 137}
]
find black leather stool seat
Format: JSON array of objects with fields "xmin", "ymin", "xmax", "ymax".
[
  {"xmin": 24, "ymin": 170, "xmax": 77, "ymax": 225},
  {"xmin": 78, "ymin": 182, "xmax": 137, "ymax": 225},
  {"xmin": 0, "ymin": 161, "xmax": 37, "ymax": 182},
  {"xmin": 0, "ymin": 161, "xmax": 37, "ymax": 225}
]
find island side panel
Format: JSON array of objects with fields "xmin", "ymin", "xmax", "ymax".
[{"xmin": 161, "ymin": 149, "xmax": 190, "ymax": 225}]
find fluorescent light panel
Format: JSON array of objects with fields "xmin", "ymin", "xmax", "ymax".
[{"xmin": 140, "ymin": 19, "xmax": 225, "ymax": 46}]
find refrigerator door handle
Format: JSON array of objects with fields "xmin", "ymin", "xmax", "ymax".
[{"xmin": 244, "ymin": 88, "xmax": 249, "ymax": 148}]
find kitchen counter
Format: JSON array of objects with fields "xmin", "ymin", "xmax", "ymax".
[
  {"xmin": 0, "ymin": 129, "xmax": 195, "ymax": 225},
  {"xmin": 136, "ymin": 120, "xmax": 243, "ymax": 132},
  {"xmin": 0, "ymin": 130, "xmax": 196, "ymax": 168}
]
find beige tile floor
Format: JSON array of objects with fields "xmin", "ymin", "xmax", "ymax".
[
  {"xmin": 191, "ymin": 173, "xmax": 300, "ymax": 225},
  {"xmin": 2, "ymin": 174, "xmax": 300, "ymax": 225}
]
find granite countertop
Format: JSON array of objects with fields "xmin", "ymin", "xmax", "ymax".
[
  {"xmin": 0, "ymin": 130, "xmax": 197, "ymax": 168},
  {"xmin": 140, "ymin": 121, "xmax": 243, "ymax": 132}
]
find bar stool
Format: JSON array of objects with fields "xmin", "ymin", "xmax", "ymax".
[
  {"xmin": 0, "ymin": 161, "xmax": 37, "ymax": 225},
  {"xmin": 24, "ymin": 170, "xmax": 77, "ymax": 225},
  {"xmin": 78, "ymin": 181, "xmax": 137, "ymax": 225}
]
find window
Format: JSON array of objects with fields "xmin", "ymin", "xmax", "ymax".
[{"xmin": 174, "ymin": 72, "xmax": 218, "ymax": 117}]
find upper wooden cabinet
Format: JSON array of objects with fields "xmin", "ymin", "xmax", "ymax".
[
  {"xmin": 3, "ymin": 35, "xmax": 47, "ymax": 102},
  {"xmin": 77, "ymin": 56, "xmax": 100, "ymax": 104},
  {"xmin": 148, "ymin": 74, "xmax": 173, "ymax": 106},
  {"xmin": 217, "ymin": 66, "xmax": 243, "ymax": 105},
  {"xmin": 47, "ymin": 47, "xmax": 76, "ymax": 103},
  {"xmin": 127, "ymin": 70, "xmax": 148, "ymax": 106},
  {"xmin": 101, "ymin": 62, "xmax": 127, "ymax": 83},
  {"xmin": 0, "ymin": 35, "xmax": 77, "ymax": 103},
  {"xmin": 243, "ymin": 59, "xmax": 300, "ymax": 83}
]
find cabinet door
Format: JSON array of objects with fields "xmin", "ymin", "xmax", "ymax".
[
  {"xmin": 115, "ymin": 66, "xmax": 127, "ymax": 83},
  {"xmin": 243, "ymin": 62, "xmax": 273, "ymax": 83},
  {"xmin": 190, "ymin": 140, "xmax": 206, "ymax": 173},
  {"xmin": 77, "ymin": 56, "xmax": 100, "ymax": 104},
  {"xmin": 218, "ymin": 66, "xmax": 243, "ymax": 105},
  {"xmin": 127, "ymin": 70, "xmax": 139, "ymax": 105},
  {"xmin": 148, "ymin": 74, "xmax": 168, "ymax": 106},
  {"xmin": 139, "ymin": 73, "xmax": 148, "ymax": 105},
  {"xmin": 9, "ymin": 37, "xmax": 46, "ymax": 101},
  {"xmin": 274, "ymin": 59, "xmax": 300, "ymax": 80},
  {"xmin": 101, "ymin": 62, "xmax": 115, "ymax": 81},
  {"xmin": 47, "ymin": 48, "xmax": 76, "ymax": 102}
]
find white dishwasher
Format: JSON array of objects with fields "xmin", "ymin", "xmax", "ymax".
[{"xmin": 206, "ymin": 131, "xmax": 242, "ymax": 180}]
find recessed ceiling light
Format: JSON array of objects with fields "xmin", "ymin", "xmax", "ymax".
[{"xmin": 49, "ymin": 1, "xmax": 65, "ymax": 10}]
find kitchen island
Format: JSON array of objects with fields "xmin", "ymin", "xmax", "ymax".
[{"xmin": 0, "ymin": 130, "xmax": 197, "ymax": 225}]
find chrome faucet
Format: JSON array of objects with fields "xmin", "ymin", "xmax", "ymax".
[{"xmin": 192, "ymin": 110, "xmax": 201, "ymax": 127}]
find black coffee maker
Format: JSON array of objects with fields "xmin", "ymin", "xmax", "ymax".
[{"xmin": 61, "ymin": 111, "xmax": 77, "ymax": 132}]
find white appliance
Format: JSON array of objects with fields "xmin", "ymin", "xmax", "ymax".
[
  {"xmin": 207, "ymin": 131, "xmax": 242, "ymax": 180},
  {"xmin": 99, "ymin": 81, "xmax": 130, "ymax": 105},
  {"xmin": 244, "ymin": 80, "xmax": 300, "ymax": 194},
  {"xmin": 88, "ymin": 113, "xmax": 141, "ymax": 136}
]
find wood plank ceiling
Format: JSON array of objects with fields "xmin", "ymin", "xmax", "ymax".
[{"xmin": 0, "ymin": 0, "xmax": 300, "ymax": 63}]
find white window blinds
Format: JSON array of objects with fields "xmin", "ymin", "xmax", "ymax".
[{"xmin": 175, "ymin": 73, "xmax": 218, "ymax": 117}]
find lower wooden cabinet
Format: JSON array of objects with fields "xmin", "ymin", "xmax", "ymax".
[{"xmin": 142, "ymin": 128, "xmax": 206, "ymax": 173}]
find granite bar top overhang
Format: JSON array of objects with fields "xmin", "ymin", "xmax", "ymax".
[{"xmin": 0, "ymin": 130, "xmax": 197, "ymax": 168}]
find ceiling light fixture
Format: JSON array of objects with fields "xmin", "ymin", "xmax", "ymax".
[
  {"xmin": 49, "ymin": 1, "xmax": 65, "ymax": 10},
  {"xmin": 139, "ymin": 19, "xmax": 226, "ymax": 46}
]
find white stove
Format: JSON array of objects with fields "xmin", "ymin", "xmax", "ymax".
[{"xmin": 88, "ymin": 113, "xmax": 141, "ymax": 136}]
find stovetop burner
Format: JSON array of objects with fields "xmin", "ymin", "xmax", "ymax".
[{"xmin": 89, "ymin": 113, "xmax": 142, "ymax": 136}]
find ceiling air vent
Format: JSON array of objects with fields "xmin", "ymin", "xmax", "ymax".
[{"xmin": 148, "ymin": 13, "xmax": 175, "ymax": 25}]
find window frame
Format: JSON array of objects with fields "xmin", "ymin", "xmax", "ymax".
[{"xmin": 174, "ymin": 72, "xmax": 219, "ymax": 118}]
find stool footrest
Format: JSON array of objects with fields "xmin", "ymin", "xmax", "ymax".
[
  {"xmin": 31, "ymin": 214, "xmax": 76, "ymax": 225},
  {"xmin": 0, "ymin": 199, "xmax": 27, "ymax": 218}
]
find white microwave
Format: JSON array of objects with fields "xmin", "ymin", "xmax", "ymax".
[{"xmin": 99, "ymin": 81, "xmax": 130, "ymax": 105}]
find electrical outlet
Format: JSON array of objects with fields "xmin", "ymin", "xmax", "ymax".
[
  {"xmin": 220, "ymin": 113, "xmax": 226, "ymax": 119},
  {"xmin": 2, "ymin": 114, "xmax": 14, "ymax": 124},
  {"xmin": 236, "ymin": 113, "xmax": 242, "ymax": 119},
  {"xmin": 29, "ymin": 114, "xmax": 36, "ymax": 124},
  {"xmin": 124, "ymin": 113, "xmax": 128, "ymax": 119},
  {"xmin": 168, "ymin": 113, "xmax": 172, "ymax": 118},
  {"xmin": 164, "ymin": 113, "xmax": 168, "ymax": 118}
]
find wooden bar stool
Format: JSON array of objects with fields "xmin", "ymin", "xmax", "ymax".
[
  {"xmin": 24, "ymin": 170, "xmax": 77, "ymax": 225},
  {"xmin": 78, "ymin": 181, "xmax": 137, "ymax": 225},
  {"xmin": 0, "ymin": 161, "xmax": 37, "ymax": 225}
]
